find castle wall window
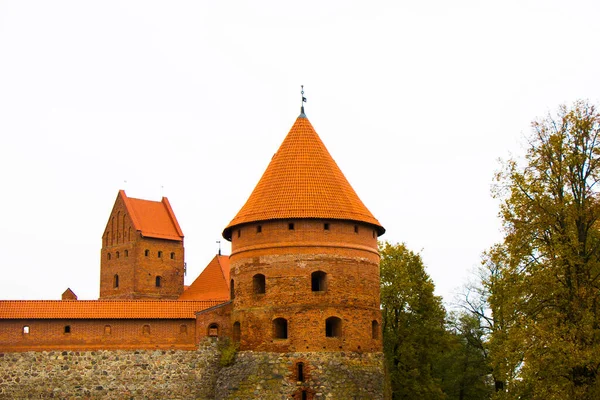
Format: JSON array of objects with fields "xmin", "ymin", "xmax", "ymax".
[
  {"xmin": 107, "ymin": 253, "xmax": 111, "ymax": 260},
  {"xmin": 288, "ymin": 222, "xmax": 295, "ymax": 230},
  {"xmin": 208, "ymin": 323, "xmax": 219, "ymax": 337},
  {"xmin": 144, "ymin": 249, "xmax": 150, "ymax": 257},
  {"xmin": 311, "ymin": 271, "xmax": 327, "ymax": 292},
  {"xmin": 230, "ymin": 279, "xmax": 235, "ymax": 300},
  {"xmin": 273, "ymin": 318, "xmax": 288, "ymax": 339},
  {"xmin": 116, "ymin": 251, "xmax": 120, "ymax": 259},
  {"xmin": 158, "ymin": 251, "xmax": 163, "ymax": 258},
  {"xmin": 233, "ymin": 321, "xmax": 241, "ymax": 342},
  {"xmin": 125, "ymin": 250, "xmax": 128, "ymax": 257},
  {"xmin": 253, "ymin": 274, "xmax": 266, "ymax": 294},
  {"xmin": 64, "ymin": 325, "xmax": 71, "ymax": 334},
  {"xmin": 302, "ymin": 391, "xmax": 307, "ymax": 400},
  {"xmin": 324, "ymin": 223, "xmax": 330, "ymax": 230},
  {"xmin": 104, "ymin": 325, "xmax": 111, "ymax": 335},
  {"xmin": 354, "ymin": 225, "xmax": 359, "ymax": 233},
  {"xmin": 143, "ymin": 325, "xmax": 150, "ymax": 335},
  {"xmin": 114, "ymin": 274, "xmax": 119, "ymax": 288},
  {"xmin": 155, "ymin": 276, "xmax": 162, "ymax": 287},
  {"xmin": 372, "ymin": 320, "xmax": 380, "ymax": 340},
  {"xmin": 296, "ymin": 362, "xmax": 305, "ymax": 382},
  {"xmin": 325, "ymin": 317, "xmax": 342, "ymax": 338},
  {"xmin": 256, "ymin": 225, "xmax": 262, "ymax": 233},
  {"xmin": 23, "ymin": 325, "xmax": 30, "ymax": 334},
  {"xmin": 237, "ymin": 229, "xmax": 241, "ymax": 238},
  {"xmin": 373, "ymin": 229, "xmax": 376, "ymax": 238},
  {"xmin": 170, "ymin": 252, "xmax": 175, "ymax": 260}
]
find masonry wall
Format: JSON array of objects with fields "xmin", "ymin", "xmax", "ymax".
[
  {"xmin": 0, "ymin": 319, "xmax": 196, "ymax": 352},
  {"xmin": 0, "ymin": 341, "xmax": 221, "ymax": 399}
]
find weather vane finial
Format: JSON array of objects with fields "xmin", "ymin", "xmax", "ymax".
[{"xmin": 300, "ymin": 85, "xmax": 307, "ymax": 117}]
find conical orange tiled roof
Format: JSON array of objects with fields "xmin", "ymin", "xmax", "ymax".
[{"xmin": 223, "ymin": 114, "xmax": 384, "ymax": 239}]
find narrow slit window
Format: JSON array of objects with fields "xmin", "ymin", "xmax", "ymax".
[
  {"xmin": 297, "ymin": 362, "xmax": 305, "ymax": 382},
  {"xmin": 170, "ymin": 252, "xmax": 175, "ymax": 260},
  {"xmin": 155, "ymin": 276, "xmax": 162, "ymax": 287},
  {"xmin": 354, "ymin": 225, "xmax": 359, "ymax": 233},
  {"xmin": 124, "ymin": 250, "xmax": 129, "ymax": 257},
  {"xmin": 237, "ymin": 229, "xmax": 241, "ymax": 238},
  {"xmin": 144, "ymin": 249, "xmax": 150, "ymax": 257},
  {"xmin": 256, "ymin": 225, "xmax": 262, "ymax": 233},
  {"xmin": 114, "ymin": 274, "xmax": 119, "ymax": 288},
  {"xmin": 230, "ymin": 279, "xmax": 235, "ymax": 300},
  {"xmin": 288, "ymin": 223, "xmax": 295, "ymax": 230},
  {"xmin": 107, "ymin": 253, "xmax": 111, "ymax": 260},
  {"xmin": 324, "ymin": 223, "xmax": 330, "ymax": 231},
  {"xmin": 372, "ymin": 320, "xmax": 380, "ymax": 340},
  {"xmin": 233, "ymin": 321, "xmax": 241, "ymax": 342},
  {"xmin": 116, "ymin": 251, "xmax": 120, "ymax": 259}
]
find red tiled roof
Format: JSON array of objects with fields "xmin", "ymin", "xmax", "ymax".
[
  {"xmin": 120, "ymin": 190, "xmax": 184, "ymax": 241},
  {"xmin": 178, "ymin": 255, "xmax": 230, "ymax": 301},
  {"xmin": 223, "ymin": 115, "xmax": 384, "ymax": 239},
  {"xmin": 0, "ymin": 300, "xmax": 222, "ymax": 319}
]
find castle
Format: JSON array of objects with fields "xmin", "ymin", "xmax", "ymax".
[{"xmin": 0, "ymin": 107, "xmax": 386, "ymax": 399}]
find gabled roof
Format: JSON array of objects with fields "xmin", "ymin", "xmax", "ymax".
[
  {"xmin": 178, "ymin": 255, "xmax": 230, "ymax": 301},
  {"xmin": 119, "ymin": 190, "xmax": 184, "ymax": 241},
  {"xmin": 223, "ymin": 114, "xmax": 384, "ymax": 239},
  {"xmin": 61, "ymin": 288, "xmax": 77, "ymax": 300},
  {"xmin": 0, "ymin": 300, "xmax": 222, "ymax": 319}
]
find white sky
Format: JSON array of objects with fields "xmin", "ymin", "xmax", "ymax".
[{"xmin": 1, "ymin": 1, "xmax": 599, "ymax": 306}]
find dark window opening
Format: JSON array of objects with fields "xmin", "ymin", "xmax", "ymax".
[
  {"xmin": 302, "ymin": 390, "xmax": 307, "ymax": 400},
  {"xmin": 311, "ymin": 271, "xmax": 327, "ymax": 292},
  {"xmin": 257, "ymin": 225, "xmax": 262, "ymax": 233},
  {"xmin": 64, "ymin": 325, "xmax": 71, "ymax": 334},
  {"xmin": 208, "ymin": 323, "xmax": 219, "ymax": 337},
  {"xmin": 326, "ymin": 317, "xmax": 342, "ymax": 338},
  {"xmin": 354, "ymin": 225, "xmax": 359, "ymax": 233},
  {"xmin": 114, "ymin": 274, "xmax": 119, "ymax": 288},
  {"xmin": 237, "ymin": 229, "xmax": 241, "ymax": 238},
  {"xmin": 373, "ymin": 229, "xmax": 376, "ymax": 238},
  {"xmin": 144, "ymin": 249, "xmax": 149, "ymax": 257},
  {"xmin": 372, "ymin": 320, "xmax": 380, "ymax": 339},
  {"xmin": 324, "ymin": 223, "xmax": 330, "ymax": 230},
  {"xmin": 158, "ymin": 251, "xmax": 163, "ymax": 258},
  {"xmin": 155, "ymin": 276, "xmax": 162, "ymax": 287},
  {"xmin": 253, "ymin": 274, "xmax": 266, "ymax": 294},
  {"xmin": 297, "ymin": 362, "xmax": 305, "ymax": 382},
  {"xmin": 288, "ymin": 222, "xmax": 295, "ymax": 230},
  {"xmin": 170, "ymin": 252, "xmax": 175, "ymax": 260},
  {"xmin": 124, "ymin": 250, "xmax": 129, "ymax": 257},
  {"xmin": 233, "ymin": 321, "xmax": 241, "ymax": 342},
  {"xmin": 116, "ymin": 251, "xmax": 120, "ymax": 259},
  {"xmin": 273, "ymin": 318, "xmax": 288, "ymax": 339},
  {"xmin": 230, "ymin": 279, "xmax": 235, "ymax": 299},
  {"xmin": 107, "ymin": 253, "xmax": 111, "ymax": 260}
]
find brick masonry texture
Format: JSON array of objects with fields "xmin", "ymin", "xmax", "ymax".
[{"xmin": 0, "ymin": 341, "xmax": 221, "ymax": 399}]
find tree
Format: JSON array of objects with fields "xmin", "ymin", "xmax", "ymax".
[
  {"xmin": 488, "ymin": 100, "xmax": 600, "ymax": 399},
  {"xmin": 380, "ymin": 241, "xmax": 447, "ymax": 400}
]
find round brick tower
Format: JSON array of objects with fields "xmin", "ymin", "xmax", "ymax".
[{"xmin": 223, "ymin": 108, "xmax": 385, "ymax": 354}]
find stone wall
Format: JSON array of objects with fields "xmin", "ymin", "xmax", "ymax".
[
  {"xmin": 216, "ymin": 350, "xmax": 385, "ymax": 399},
  {"xmin": 0, "ymin": 340, "xmax": 220, "ymax": 399}
]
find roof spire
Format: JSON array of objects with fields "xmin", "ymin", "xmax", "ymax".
[{"xmin": 300, "ymin": 85, "xmax": 307, "ymax": 118}]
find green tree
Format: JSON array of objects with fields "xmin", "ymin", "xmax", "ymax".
[
  {"xmin": 488, "ymin": 100, "xmax": 600, "ymax": 399},
  {"xmin": 380, "ymin": 241, "xmax": 447, "ymax": 400}
]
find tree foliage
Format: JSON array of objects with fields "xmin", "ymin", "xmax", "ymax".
[
  {"xmin": 380, "ymin": 241, "xmax": 447, "ymax": 400},
  {"xmin": 488, "ymin": 100, "xmax": 600, "ymax": 399}
]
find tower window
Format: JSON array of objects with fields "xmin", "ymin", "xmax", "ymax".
[
  {"xmin": 170, "ymin": 252, "xmax": 175, "ymax": 260},
  {"xmin": 116, "ymin": 251, "xmax": 120, "ymax": 259},
  {"xmin": 143, "ymin": 325, "xmax": 150, "ymax": 335},
  {"xmin": 311, "ymin": 271, "xmax": 327, "ymax": 292},
  {"xmin": 107, "ymin": 253, "xmax": 111, "ymax": 260},
  {"xmin": 324, "ymin": 223, "xmax": 330, "ymax": 230},
  {"xmin": 158, "ymin": 251, "xmax": 163, "ymax": 258},
  {"xmin": 354, "ymin": 225, "xmax": 359, "ymax": 233},
  {"xmin": 144, "ymin": 249, "xmax": 150, "ymax": 257},
  {"xmin": 373, "ymin": 229, "xmax": 376, "ymax": 238},
  {"xmin": 155, "ymin": 276, "xmax": 162, "ymax": 287},
  {"xmin": 237, "ymin": 229, "xmax": 241, "ymax": 238},
  {"xmin": 124, "ymin": 250, "xmax": 128, "ymax": 257},
  {"xmin": 233, "ymin": 321, "xmax": 241, "ymax": 342},
  {"xmin": 325, "ymin": 317, "xmax": 342, "ymax": 338},
  {"xmin": 372, "ymin": 320, "xmax": 380, "ymax": 340},
  {"xmin": 114, "ymin": 274, "xmax": 119, "ymax": 288},
  {"xmin": 257, "ymin": 225, "xmax": 262, "ymax": 233},
  {"xmin": 208, "ymin": 323, "xmax": 219, "ymax": 337},
  {"xmin": 253, "ymin": 274, "xmax": 266, "ymax": 294},
  {"xmin": 104, "ymin": 325, "xmax": 111, "ymax": 335},
  {"xmin": 230, "ymin": 279, "xmax": 235, "ymax": 300},
  {"xmin": 297, "ymin": 362, "xmax": 305, "ymax": 382},
  {"xmin": 23, "ymin": 325, "xmax": 30, "ymax": 334},
  {"xmin": 64, "ymin": 325, "xmax": 71, "ymax": 334},
  {"xmin": 288, "ymin": 223, "xmax": 295, "ymax": 230},
  {"xmin": 273, "ymin": 318, "xmax": 288, "ymax": 339}
]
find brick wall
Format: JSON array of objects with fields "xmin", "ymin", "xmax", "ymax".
[{"xmin": 0, "ymin": 319, "xmax": 196, "ymax": 352}]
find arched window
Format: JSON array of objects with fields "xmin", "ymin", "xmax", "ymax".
[
  {"xmin": 104, "ymin": 325, "xmax": 111, "ymax": 335},
  {"xmin": 253, "ymin": 274, "xmax": 266, "ymax": 294},
  {"xmin": 158, "ymin": 251, "xmax": 163, "ymax": 258},
  {"xmin": 273, "ymin": 318, "xmax": 288, "ymax": 339},
  {"xmin": 311, "ymin": 271, "xmax": 327, "ymax": 292},
  {"xmin": 170, "ymin": 252, "xmax": 175, "ymax": 260},
  {"xmin": 64, "ymin": 325, "xmax": 71, "ymax": 334},
  {"xmin": 233, "ymin": 321, "xmax": 241, "ymax": 342},
  {"xmin": 144, "ymin": 249, "xmax": 150, "ymax": 257},
  {"xmin": 107, "ymin": 253, "xmax": 112, "ymax": 261},
  {"xmin": 208, "ymin": 323, "xmax": 219, "ymax": 337},
  {"xmin": 230, "ymin": 279, "xmax": 235, "ymax": 300},
  {"xmin": 372, "ymin": 320, "xmax": 380, "ymax": 340},
  {"xmin": 296, "ymin": 362, "xmax": 305, "ymax": 382},
  {"xmin": 114, "ymin": 274, "xmax": 119, "ymax": 288},
  {"xmin": 143, "ymin": 325, "xmax": 150, "ymax": 335},
  {"xmin": 116, "ymin": 251, "xmax": 120, "ymax": 259},
  {"xmin": 23, "ymin": 325, "xmax": 30, "ymax": 334},
  {"xmin": 155, "ymin": 276, "xmax": 162, "ymax": 287},
  {"xmin": 325, "ymin": 317, "xmax": 342, "ymax": 338}
]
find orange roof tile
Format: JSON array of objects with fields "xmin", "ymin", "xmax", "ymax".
[
  {"xmin": 120, "ymin": 190, "xmax": 184, "ymax": 241},
  {"xmin": 178, "ymin": 255, "xmax": 230, "ymax": 301},
  {"xmin": 223, "ymin": 114, "xmax": 384, "ymax": 239},
  {"xmin": 0, "ymin": 300, "xmax": 222, "ymax": 319}
]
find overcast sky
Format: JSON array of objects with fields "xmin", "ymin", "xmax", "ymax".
[{"xmin": 1, "ymin": 1, "xmax": 599, "ymax": 305}]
